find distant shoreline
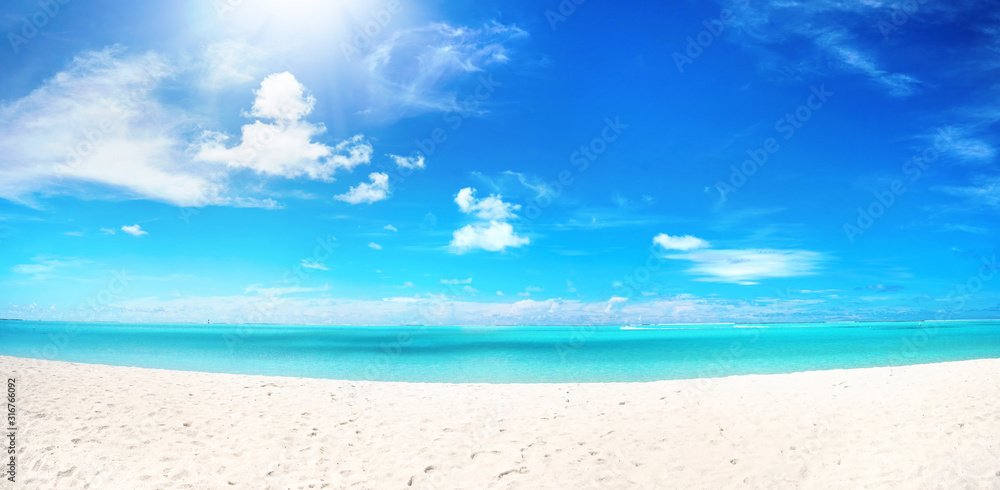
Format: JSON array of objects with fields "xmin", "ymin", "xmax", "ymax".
[{"xmin": 2, "ymin": 318, "xmax": 998, "ymax": 327}]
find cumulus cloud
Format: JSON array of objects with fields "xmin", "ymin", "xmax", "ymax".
[
  {"xmin": 389, "ymin": 154, "xmax": 425, "ymax": 170},
  {"xmin": 440, "ymin": 278, "xmax": 473, "ymax": 285},
  {"xmin": 384, "ymin": 224, "xmax": 398, "ymax": 232},
  {"xmin": 449, "ymin": 186, "xmax": 528, "ymax": 253},
  {"xmin": 368, "ymin": 242, "xmax": 382, "ymax": 250},
  {"xmin": 194, "ymin": 72, "xmax": 373, "ymax": 182},
  {"xmin": 455, "ymin": 187, "xmax": 519, "ymax": 220},
  {"xmin": 653, "ymin": 233, "xmax": 710, "ymax": 251},
  {"xmin": 0, "ymin": 48, "xmax": 383, "ymax": 209},
  {"xmin": 121, "ymin": 224, "xmax": 148, "ymax": 237},
  {"xmin": 450, "ymin": 221, "xmax": 529, "ymax": 253},
  {"xmin": 335, "ymin": 173, "xmax": 390, "ymax": 204},
  {"xmin": 100, "ymin": 228, "xmax": 117, "ymax": 235}
]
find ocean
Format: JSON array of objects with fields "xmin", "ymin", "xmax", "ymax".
[{"xmin": 2, "ymin": 320, "xmax": 999, "ymax": 383}]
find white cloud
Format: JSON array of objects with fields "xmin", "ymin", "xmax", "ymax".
[
  {"xmin": 121, "ymin": 224, "xmax": 148, "ymax": 237},
  {"xmin": 455, "ymin": 187, "xmax": 519, "ymax": 220},
  {"xmin": 195, "ymin": 72, "xmax": 373, "ymax": 182},
  {"xmin": 300, "ymin": 259, "xmax": 328, "ymax": 271},
  {"xmin": 335, "ymin": 172, "xmax": 390, "ymax": 204},
  {"xmin": 666, "ymin": 248, "xmax": 823, "ymax": 285},
  {"xmin": 388, "ymin": 154, "xmax": 425, "ymax": 170},
  {"xmin": 653, "ymin": 233, "xmax": 710, "ymax": 251},
  {"xmin": 449, "ymin": 185, "xmax": 529, "ymax": 253},
  {"xmin": 824, "ymin": 41, "xmax": 918, "ymax": 97},
  {"xmin": 517, "ymin": 286, "xmax": 543, "ymax": 297},
  {"xmin": 100, "ymin": 228, "xmax": 117, "ymax": 235},
  {"xmin": 462, "ymin": 285, "xmax": 479, "ymax": 293},
  {"xmin": 368, "ymin": 242, "xmax": 383, "ymax": 250},
  {"xmin": 0, "ymin": 49, "xmax": 381, "ymax": 209},
  {"xmin": 244, "ymin": 284, "xmax": 330, "ymax": 296},
  {"xmin": 934, "ymin": 127, "xmax": 996, "ymax": 161},
  {"xmin": 440, "ymin": 278, "xmax": 473, "ymax": 285},
  {"xmin": 0, "ymin": 48, "xmax": 224, "ymax": 207},
  {"xmin": 496, "ymin": 291, "xmax": 504, "ymax": 296},
  {"xmin": 64, "ymin": 231, "xmax": 84, "ymax": 237},
  {"xmin": 11, "ymin": 256, "xmax": 82, "ymax": 280},
  {"xmin": 728, "ymin": 6, "xmax": 919, "ymax": 98},
  {"xmin": 384, "ymin": 224, "xmax": 398, "ymax": 232},
  {"xmin": 200, "ymin": 41, "xmax": 265, "ymax": 89},
  {"xmin": 503, "ymin": 171, "xmax": 553, "ymax": 199},
  {"xmin": 250, "ymin": 71, "xmax": 315, "ymax": 121},
  {"xmin": 605, "ymin": 296, "xmax": 628, "ymax": 313},
  {"xmin": 450, "ymin": 220, "xmax": 529, "ymax": 253},
  {"xmin": 361, "ymin": 21, "xmax": 528, "ymax": 120},
  {"xmin": 935, "ymin": 176, "xmax": 1000, "ymax": 208}
]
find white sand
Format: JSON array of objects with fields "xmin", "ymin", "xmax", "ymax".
[{"xmin": 3, "ymin": 355, "xmax": 999, "ymax": 489}]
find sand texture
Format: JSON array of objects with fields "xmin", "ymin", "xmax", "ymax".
[{"xmin": 2, "ymin": 355, "xmax": 999, "ymax": 489}]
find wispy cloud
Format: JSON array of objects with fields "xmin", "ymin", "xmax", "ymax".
[
  {"xmin": 300, "ymin": 259, "xmax": 328, "ymax": 271},
  {"xmin": 934, "ymin": 176, "xmax": 1000, "ymax": 208},
  {"xmin": 723, "ymin": 2, "xmax": 919, "ymax": 97},
  {"xmin": 654, "ymin": 233, "xmax": 823, "ymax": 285},
  {"xmin": 361, "ymin": 21, "xmax": 528, "ymax": 120},
  {"xmin": 244, "ymin": 284, "xmax": 330, "ymax": 297},
  {"xmin": 11, "ymin": 256, "xmax": 85, "ymax": 280}
]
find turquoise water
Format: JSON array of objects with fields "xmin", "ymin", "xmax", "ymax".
[{"xmin": 1, "ymin": 320, "xmax": 999, "ymax": 383}]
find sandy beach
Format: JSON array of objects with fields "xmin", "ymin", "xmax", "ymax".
[{"xmin": 4, "ymin": 355, "xmax": 999, "ymax": 488}]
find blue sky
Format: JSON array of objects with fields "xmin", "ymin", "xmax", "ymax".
[{"xmin": 0, "ymin": 0, "xmax": 998, "ymax": 325}]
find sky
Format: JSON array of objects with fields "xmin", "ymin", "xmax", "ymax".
[{"xmin": 0, "ymin": 0, "xmax": 998, "ymax": 325}]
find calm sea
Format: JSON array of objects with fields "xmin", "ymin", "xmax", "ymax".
[{"xmin": 2, "ymin": 320, "xmax": 999, "ymax": 383}]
